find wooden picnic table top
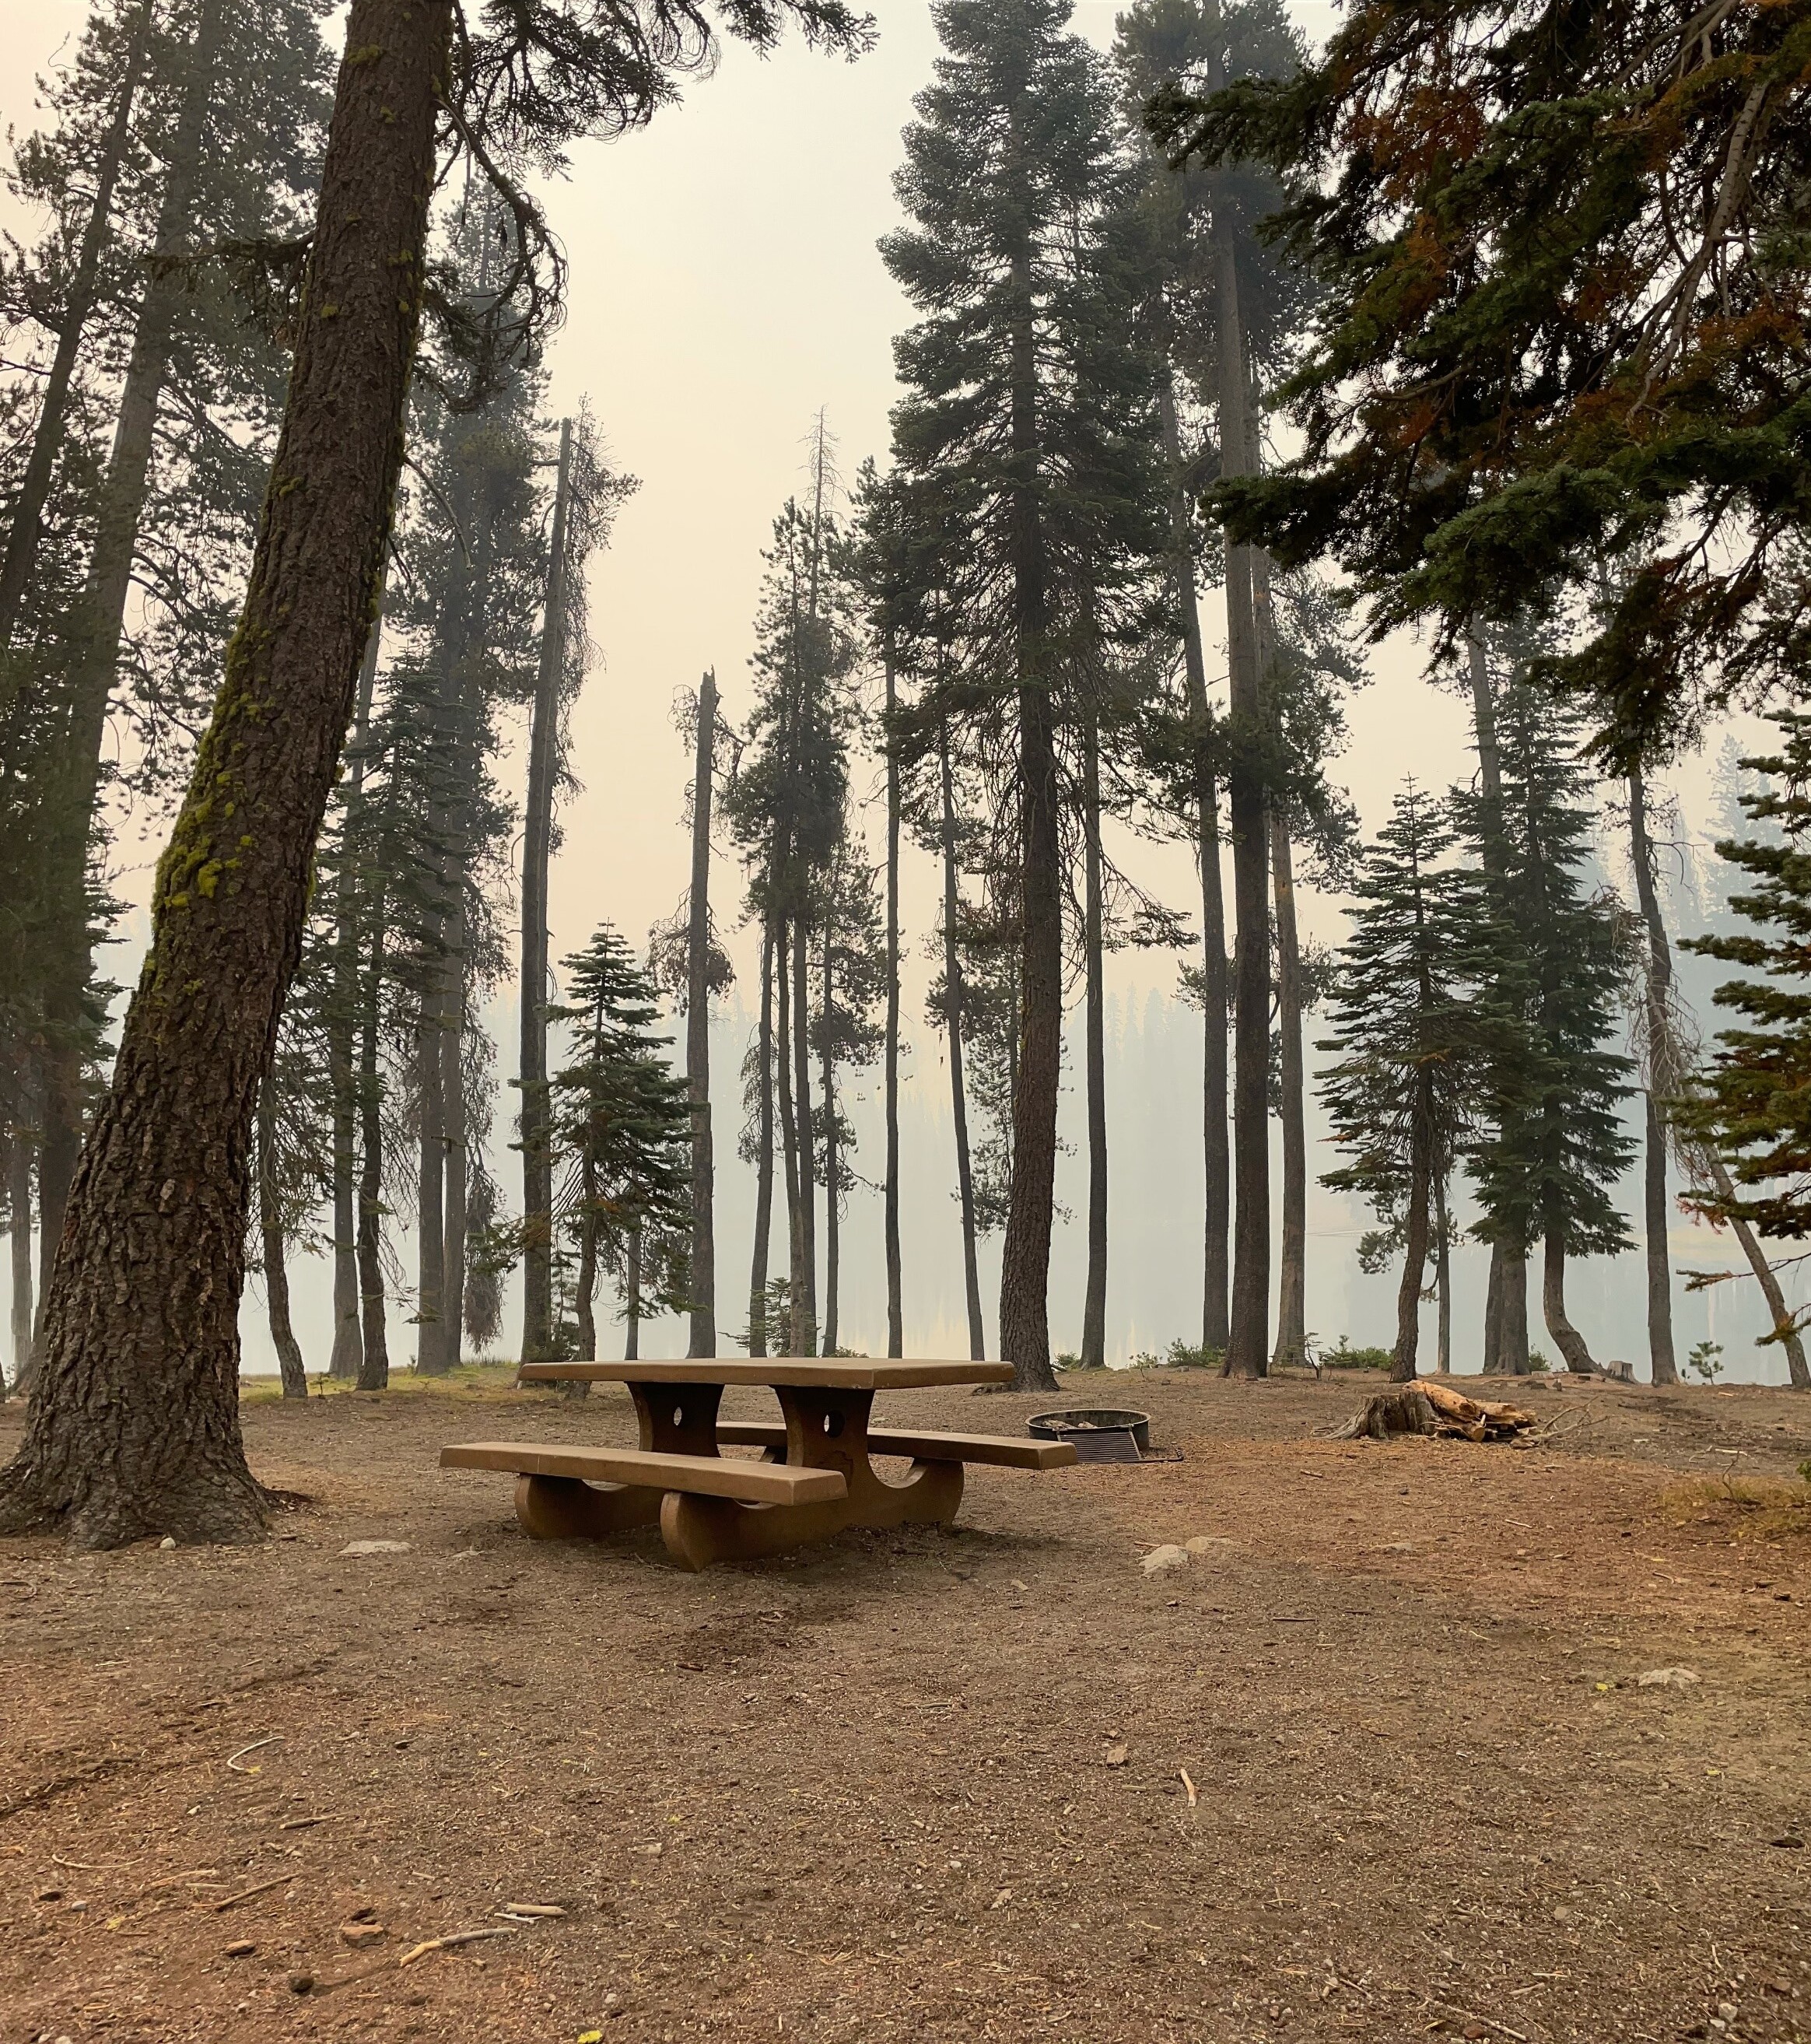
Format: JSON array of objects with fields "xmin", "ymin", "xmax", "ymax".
[{"xmin": 516, "ymin": 1357, "xmax": 1014, "ymax": 1392}]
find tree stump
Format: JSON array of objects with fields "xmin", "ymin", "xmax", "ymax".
[{"xmin": 1330, "ymin": 1387, "xmax": 1439, "ymax": 1440}]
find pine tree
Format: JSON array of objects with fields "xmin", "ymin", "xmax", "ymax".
[
  {"xmin": 1459, "ymin": 683, "xmax": 1635, "ymax": 1376},
  {"xmin": 1153, "ymin": 0, "xmax": 1811, "ymax": 755},
  {"xmin": 13, "ymin": 0, "xmax": 334, "ymax": 1296},
  {"xmin": 1624, "ymin": 762, "xmax": 1681, "ymax": 1386},
  {"xmin": 2, "ymin": 0, "xmax": 870, "ymax": 1547},
  {"xmin": 550, "ymin": 924, "xmax": 694, "ymax": 1362},
  {"xmin": 814, "ymin": 839, "xmax": 886, "ymax": 1353},
  {"xmin": 1680, "ymin": 719, "xmax": 1811, "ymax": 1270},
  {"xmin": 723, "ymin": 469, "xmax": 862, "ymax": 1359},
  {"xmin": 1319, "ymin": 784, "xmax": 1479, "ymax": 1380},
  {"xmin": 519, "ymin": 409, "xmax": 634, "ymax": 1368},
  {"xmin": 1116, "ymin": 0, "xmax": 1312, "ymax": 1377},
  {"xmin": 884, "ymin": 0, "xmax": 1161, "ymax": 1387}
]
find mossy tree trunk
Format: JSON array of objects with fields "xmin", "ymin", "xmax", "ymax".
[{"xmin": 0, "ymin": 0, "xmax": 450, "ymax": 1546}]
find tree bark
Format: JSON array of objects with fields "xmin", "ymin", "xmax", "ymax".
[
  {"xmin": 1215, "ymin": 205, "xmax": 1270, "ymax": 1381},
  {"xmin": 624, "ymin": 1216, "xmax": 642, "ymax": 1362},
  {"xmin": 355, "ymin": 909, "xmax": 390, "ymax": 1393},
  {"xmin": 882, "ymin": 636, "xmax": 903, "ymax": 1359},
  {"xmin": 415, "ymin": 980, "xmax": 447, "ymax": 1376},
  {"xmin": 1482, "ymin": 1234, "xmax": 1503, "ymax": 1375},
  {"xmin": 790, "ymin": 913, "xmax": 818, "ymax": 1355},
  {"xmin": 440, "ymin": 957, "xmax": 467, "ymax": 1368},
  {"xmin": 940, "ymin": 727, "xmax": 986, "ymax": 1362},
  {"xmin": 1626, "ymin": 764, "xmax": 1680, "ymax": 1385},
  {"xmin": 0, "ymin": 0, "xmax": 152, "ymax": 657},
  {"xmin": 5, "ymin": 1058, "xmax": 34, "ymax": 1395},
  {"xmin": 36, "ymin": 0, "xmax": 226, "ymax": 1297},
  {"xmin": 328, "ymin": 608, "xmax": 383, "ymax": 1380},
  {"xmin": 686, "ymin": 668, "xmax": 717, "ymax": 1356},
  {"xmin": 1160, "ymin": 376, "xmax": 1231, "ymax": 1360},
  {"xmin": 821, "ymin": 914, "xmax": 839, "ymax": 1355},
  {"xmin": 576, "ymin": 1154, "xmax": 599, "ymax": 1362},
  {"xmin": 748, "ymin": 924, "xmax": 775, "ymax": 1358},
  {"xmin": 1701, "ymin": 1152, "xmax": 1811, "ymax": 1390},
  {"xmin": 1434, "ymin": 1171, "xmax": 1452, "ymax": 1374},
  {"xmin": 0, "ymin": 0, "xmax": 447, "ymax": 1545},
  {"xmin": 1081, "ymin": 720, "xmax": 1108, "ymax": 1372},
  {"xmin": 1543, "ymin": 1233, "xmax": 1599, "ymax": 1373},
  {"xmin": 518, "ymin": 417, "xmax": 572, "ymax": 1369},
  {"xmin": 997, "ymin": 221, "xmax": 1060, "ymax": 1395},
  {"xmin": 1269, "ymin": 811, "xmax": 1307, "ymax": 1370},
  {"xmin": 257, "ymin": 1087, "xmax": 307, "ymax": 1399},
  {"xmin": 1391, "ymin": 1076, "xmax": 1432, "ymax": 1382},
  {"xmin": 1500, "ymin": 1244, "xmax": 1530, "ymax": 1374},
  {"xmin": 776, "ymin": 913, "xmax": 801, "ymax": 1359},
  {"xmin": 1466, "ymin": 621, "xmax": 1515, "ymax": 1376}
]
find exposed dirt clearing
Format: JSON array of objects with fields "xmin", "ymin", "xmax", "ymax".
[{"xmin": 2, "ymin": 1370, "xmax": 1808, "ymax": 2043}]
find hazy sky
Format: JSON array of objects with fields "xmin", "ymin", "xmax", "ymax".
[{"xmin": 3, "ymin": 1, "xmax": 1794, "ymax": 1373}]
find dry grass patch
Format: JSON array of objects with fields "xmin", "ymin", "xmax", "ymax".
[{"xmin": 1659, "ymin": 1470, "xmax": 1811, "ymax": 1542}]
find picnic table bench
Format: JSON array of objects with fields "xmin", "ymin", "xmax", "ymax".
[{"xmin": 440, "ymin": 1357, "xmax": 1076, "ymax": 1570}]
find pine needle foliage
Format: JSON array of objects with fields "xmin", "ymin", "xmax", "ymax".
[
  {"xmin": 1151, "ymin": 0, "xmax": 1811, "ymax": 758},
  {"xmin": 1680, "ymin": 715, "xmax": 1811, "ymax": 1238}
]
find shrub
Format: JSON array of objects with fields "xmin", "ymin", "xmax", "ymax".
[
  {"xmin": 1163, "ymin": 1339, "xmax": 1223, "ymax": 1369},
  {"xmin": 1129, "ymin": 1340, "xmax": 1225, "ymax": 1370},
  {"xmin": 1322, "ymin": 1337, "xmax": 1391, "ymax": 1371},
  {"xmin": 1687, "ymin": 1340, "xmax": 1725, "ymax": 1383}
]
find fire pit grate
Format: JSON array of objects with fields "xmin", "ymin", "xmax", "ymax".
[{"xmin": 1027, "ymin": 1408, "xmax": 1151, "ymax": 1464}]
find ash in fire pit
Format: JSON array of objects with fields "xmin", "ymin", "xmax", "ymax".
[{"xmin": 1027, "ymin": 1408, "xmax": 1151, "ymax": 1464}]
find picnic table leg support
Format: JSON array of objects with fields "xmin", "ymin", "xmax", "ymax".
[
  {"xmin": 657, "ymin": 1458, "xmax": 964, "ymax": 1570},
  {"xmin": 514, "ymin": 1474, "xmax": 661, "ymax": 1542}
]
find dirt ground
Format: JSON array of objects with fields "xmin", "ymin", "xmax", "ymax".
[{"xmin": 3, "ymin": 1366, "xmax": 1809, "ymax": 2044}]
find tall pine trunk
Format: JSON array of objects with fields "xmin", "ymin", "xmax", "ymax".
[
  {"xmin": 1434, "ymin": 1173, "xmax": 1452, "ymax": 1373},
  {"xmin": 1269, "ymin": 812, "xmax": 1307, "ymax": 1370},
  {"xmin": 1159, "ymin": 375, "xmax": 1229, "ymax": 1356},
  {"xmin": 256, "ymin": 1087, "xmax": 307, "ymax": 1399},
  {"xmin": 997, "ymin": 226, "xmax": 1061, "ymax": 1395},
  {"xmin": 328, "ymin": 610, "xmax": 383, "ymax": 1380},
  {"xmin": 0, "ymin": 0, "xmax": 152, "ymax": 656},
  {"xmin": 790, "ymin": 915, "xmax": 818, "ymax": 1355},
  {"xmin": 5, "ymin": 1057, "xmax": 34, "ymax": 1394},
  {"xmin": 36, "ymin": 0, "xmax": 225, "ymax": 1295},
  {"xmin": 518, "ymin": 417, "xmax": 572, "ymax": 1368},
  {"xmin": 624, "ymin": 1217, "xmax": 643, "ymax": 1362},
  {"xmin": 1626, "ymin": 765, "xmax": 1680, "ymax": 1386},
  {"xmin": 1215, "ymin": 217, "xmax": 1270, "ymax": 1381},
  {"xmin": 776, "ymin": 913, "xmax": 802, "ymax": 1359},
  {"xmin": 1391, "ymin": 1075, "xmax": 1433, "ymax": 1381},
  {"xmin": 941, "ymin": 727, "xmax": 986, "ymax": 1362},
  {"xmin": 1081, "ymin": 720, "xmax": 1108, "ymax": 1371},
  {"xmin": 1466, "ymin": 622, "xmax": 1529, "ymax": 1374},
  {"xmin": 1500, "ymin": 1249, "xmax": 1530, "ymax": 1375},
  {"xmin": 440, "ymin": 958, "xmax": 467, "ymax": 1369},
  {"xmin": 355, "ymin": 913, "xmax": 391, "ymax": 1392},
  {"xmin": 882, "ymin": 638, "xmax": 903, "ymax": 1358},
  {"xmin": 1542, "ymin": 1232, "xmax": 1599, "ymax": 1374},
  {"xmin": 748, "ymin": 925, "xmax": 776, "ymax": 1358},
  {"xmin": 415, "ymin": 981, "xmax": 447, "ymax": 1375},
  {"xmin": 821, "ymin": 917, "xmax": 839, "ymax": 1355},
  {"xmin": 0, "ymin": 0, "xmax": 447, "ymax": 1545},
  {"xmin": 686, "ymin": 669, "xmax": 717, "ymax": 1356},
  {"xmin": 576, "ymin": 1155, "xmax": 600, "ymax": 1361},
  {"xmin": 1701, "ymin": 1153, "xmax": 1811, "ymax": 1389}
]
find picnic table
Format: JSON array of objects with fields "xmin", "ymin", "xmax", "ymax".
[{"xmin": 440, "ymin": 1357, "xmax": 1077, "ymax": 1571}]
